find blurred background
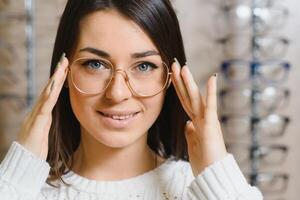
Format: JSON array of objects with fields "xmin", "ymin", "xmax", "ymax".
[{"xmin": 0, "ymin": 0, "xmax": 299, "ymax": 199}]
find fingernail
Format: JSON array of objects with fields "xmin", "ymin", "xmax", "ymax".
[
  {"xmin": 55, "ymin": 62, "xmax": 60, "ymax": 73},
  {"xmin": 55, "ymin": 52, "xmax": 66, "ymax": 73},
  {"xmin": 186, "ymin": 120, "xmax": 192, "ymax": 124},
  {"xmin": 174, "ymin": 57, "xmax": 181, "ymax": 68},
  {"xmin": 60, "ymin": 52, "xmax": 66, "ymax": 63}
]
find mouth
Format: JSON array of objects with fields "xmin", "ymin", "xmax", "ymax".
[
  {"xmin": 97, "ymin": 110, "xmax": 141, "ymax": 129},
  {"xmin": 98, "ymin": 111, "xmax": 140, "ymax": 120}
]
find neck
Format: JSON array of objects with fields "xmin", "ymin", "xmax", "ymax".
[{"xmin": 71, "ymin": 128, "xmax": 159, "ymax": 181}]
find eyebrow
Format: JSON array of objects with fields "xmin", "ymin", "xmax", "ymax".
[{"xmin": 79, "ymin": 47, "xmax": 160, "ymax": 59}]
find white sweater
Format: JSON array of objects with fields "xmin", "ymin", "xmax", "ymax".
[{"xmin": 0, "ymin": 142, "xmax": 262, "ymax": 200}]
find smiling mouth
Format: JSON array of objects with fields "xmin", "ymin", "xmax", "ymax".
[{"xmin": 98, "ymin": 111, "xmax": 140, "ymax": 120}]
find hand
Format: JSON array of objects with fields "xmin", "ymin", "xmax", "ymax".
[
  {"xmin": 17, "ymin": 54, "xmax": 69, "ymax": 160},
  {"xmin": 171, "ymin": 58, "xmax": 228, "ymax": 177}
]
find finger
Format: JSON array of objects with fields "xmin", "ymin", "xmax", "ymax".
[
  {"xmin": 39, "ymin": 55, "xmax": 69, "ymax": 115},
  {"xmin": 29, "ymin": 55, "xmax": 67, "ymax": 119},
  {"xmin": 171, "ymin": 58, "xmax": 193, "ymax": 116},
  {"xmin": 180, "ymin": 64, "xmax": 205, "ymax": 119},
  {"xmin": 171, "ymin": 70, "xmax": 192, "ymax": 116},
  {"xmin": 200, "ymin": 94, "xmax": 206, "ymax": 118},
  {"xmin": 205, "ymin": 74, "xmax": 218, "ymax": 121}
]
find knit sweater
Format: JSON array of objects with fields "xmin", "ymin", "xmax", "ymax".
[{"xmin": 0, "ymin": 142, "xmax": 262, "ymax": 200}]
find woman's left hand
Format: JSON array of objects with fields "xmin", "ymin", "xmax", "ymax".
[{"xmin": 171, "ymin": 58, "xmax": 228, "ymax": 177}]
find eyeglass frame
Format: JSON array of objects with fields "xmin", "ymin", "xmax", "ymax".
[
  {"xmin": 216, "ymin": 34, "xmax": 290, "ymax": 59},
  {"xmin": 226, "ymin": 143, "xmax": 289, "ymax": 165},
  {"xmin": 221, "ymin": 113, "xmax": 290, "ymax": 138},
  {"xmin": 221, "ymin": 59, "xmax": 291, "ymax": 85},
  {"xmin": 211, "ymin": 0, "xmax": 281, "ymax": 8},
  {"xmin": 217, "ymin": 4, "xmax": 289, "ymax": 33},
  {"xmin": 248, "ymin": 172, "xmax": 289, "ymax": 193},
  {"xmin": 67, "ymin": 56, "xmax": 173, "ymax": 97},
  {"xmin": 219, "ymin": 87, "xmax": 290, "ymax": 112}
]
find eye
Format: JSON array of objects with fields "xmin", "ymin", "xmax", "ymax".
[
  {"xmin": 81, "ymin": 59, "xmax": 109, "ymax": 70},
  {"xmin": 136, "ymin": 62, "xmax": 158, "ymax": 72}
]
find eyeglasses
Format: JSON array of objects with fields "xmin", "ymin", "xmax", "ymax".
[
  {"xmin": 221, "ymin": 114, "xmax": 290, "ymax": 138},
  {"xmin": 0, "ymin": 93, "xmax": 26, "ymax": 112},
  {"xmin": 68, "ymin": 57, "xmax": 171, "ymax": 97},
  {"xmin": 211, "ymin": 0, "xmax": 281, "ymax": 8},
  {"xmin": 0, "ymin": 68, "xmax": 19, "ymax": 86},
  {"xmin": 0, "ymin": 0, "xmax": 26, "ymax": 12},
  {"xmin": 226, "ymin": 143, "xmax": 288, "ymax": 166},
  {"xmin": 215, "ymin": 4, "xmax": 288, "ymax": 35},
  {"xmin": 0, "ymin": 39, "xmax": 16, "ymax": 65},
  {"xmin": 216, "ymin": 35, "xmax": 289, "ymax": 59},
  {"xmin": 247, "ymin": 172, "xmax": 289, "ymax": 193},
  {"xmin": 0, "ymin": 0, "xmax": 11, "ymax": 10},
  {"xmin": 219, "ymin": 86, "xmax": 290, "ymax": 113},
  {"xmin": 221, "ymin": 59, "xmax": 291, "ymax": 85}
]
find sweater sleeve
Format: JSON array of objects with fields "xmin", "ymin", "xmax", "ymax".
[
  {"xmin": 183, "ymin": 154, "xmax": 263, "ymax": 200},
  {"xmin": 0, "ymin": 141, "xmax": 50, "ymax": 200}
]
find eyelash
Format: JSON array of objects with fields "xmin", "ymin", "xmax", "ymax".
[{"xmin": 81, "ymin": 59, "xmax": 158, "ymax": 72}]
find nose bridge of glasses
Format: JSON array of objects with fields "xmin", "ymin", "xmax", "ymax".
[
  {"xmin": 107, "ymin": 68, "xmax": 135, "ymax": 96},
  {"xmin": 114, "ymin": 68, "xmax": 129, "ymax": 81}
]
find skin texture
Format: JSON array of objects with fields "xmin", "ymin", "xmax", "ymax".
[
  {"xmin": 17, "ymin": 8, "xmax": 228, "ymax": 181},
  {"xmin": 68, "ymin": 10, "xmax": 167, "ymax": 180}
]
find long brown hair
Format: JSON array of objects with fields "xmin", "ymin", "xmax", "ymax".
[{"xmin": 47, "ymin": 0, "xmax": 189, "ymax": 185}]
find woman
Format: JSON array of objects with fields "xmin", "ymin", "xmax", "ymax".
[{"xmin": 0, "ymin": 0, "xmax": 262, "ymax": 199}]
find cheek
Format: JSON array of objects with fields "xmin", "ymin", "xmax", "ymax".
[
  {"xmin": 143, "ymin": 93, "xmax": 166, "ymax": 122},
  {"xmin": 68, "ymin": 76, "xmax": 96, "ymax": 125}
]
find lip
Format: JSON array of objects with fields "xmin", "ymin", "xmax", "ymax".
[
  {"xmin": 99, "ymin": 110, "xmax": 140, "ymax": 116},
  {"xmin": 97, "ymin": 110, "xmax": 140, "ymax": 129}
]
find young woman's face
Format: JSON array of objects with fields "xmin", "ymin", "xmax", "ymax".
[{"xmin": 67, "ymin": 9, "xmax": 167, "ymax": 148}]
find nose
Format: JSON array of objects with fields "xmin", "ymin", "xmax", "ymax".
[{"xmin": 105, "ymin": 70, "xmax": 132, "ymax": 103}]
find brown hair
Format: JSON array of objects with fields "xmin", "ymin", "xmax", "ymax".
[{"xmin": 47, "ymin": 0, "xmax": 189, "ymax": 185}]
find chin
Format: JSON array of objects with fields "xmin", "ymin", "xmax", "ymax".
[{"xmin": 91, "ymin": 129, "xmax": 146, "ymax": 149}]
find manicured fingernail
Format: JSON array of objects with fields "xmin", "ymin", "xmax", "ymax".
[
  {"xmin": 55, "ymin": 62, "xmax": 60, "ymax": 73},
  {"xmin": 174, "ymin": 57, "xmax": 181, "ymax": 68},
  {"xmin": 55, "ymin": 52, "xmax": 66, "ymax": 72},
  {"xmin": 60, "ymin": 52, "xmax": 66, "ymax": 63}
]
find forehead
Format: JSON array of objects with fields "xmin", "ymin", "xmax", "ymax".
[{"xmin": 76, "ymin": 9, "xmax": 158, "ymax": 57}]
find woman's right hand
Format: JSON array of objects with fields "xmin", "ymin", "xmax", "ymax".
[{"xmin": 16, "ymin": 53, "xmax": 69, "ymax": 160}]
